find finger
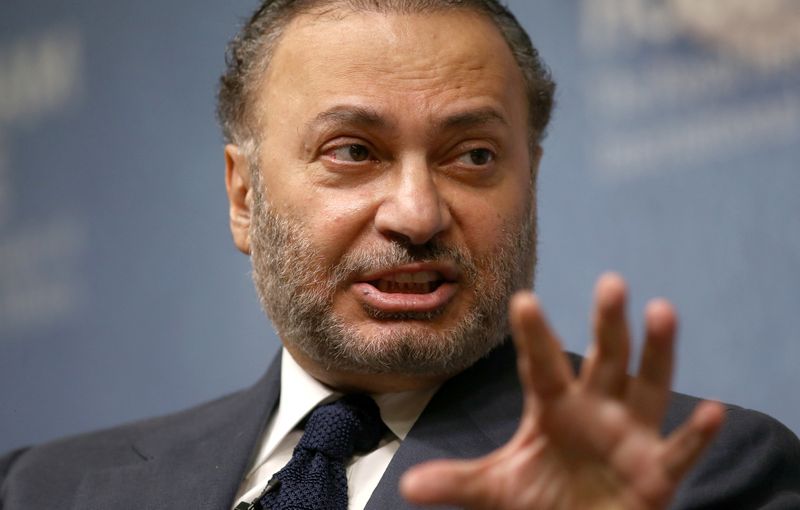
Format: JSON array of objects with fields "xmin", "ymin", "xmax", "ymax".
[
  {"xmin": 660, "ymin": 400, "xmax": 725, "ymax": 481},
  {"xmin": 510, "ymin": 292, "xmax": 573, "ymax": 404},
  {"xmin": 627, "ymin": 299, "xmax": 677, "ymax": 427},
  {"xmin": 581, "ymin": 273, "xmax": 631, "ymax": 397},
  {"xmin": 400, "ymin": 458, "xmax": 486, "ymax": 507}
]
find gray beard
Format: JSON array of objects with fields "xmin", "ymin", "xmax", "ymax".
[{"xmin": 248, "ymin": 180, "xmax": 537, "ymax": 377}]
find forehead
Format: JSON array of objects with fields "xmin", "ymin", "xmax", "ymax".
[{"xmin": 257, "ymin": 7, "xmax": 528, "ymax": 131}]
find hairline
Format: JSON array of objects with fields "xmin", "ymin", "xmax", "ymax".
[{"xmin": 225, "ymin": 1, "xmax": 551, "ymax": 161}]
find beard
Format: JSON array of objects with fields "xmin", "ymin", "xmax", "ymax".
[{"xmin": 249, "ymin": 179, "xmax": 537, "ymax": 377}]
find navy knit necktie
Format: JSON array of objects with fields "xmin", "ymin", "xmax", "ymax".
[{"xmin": 252, "ymin": 394, "xmax": 385, "ymax": 510}]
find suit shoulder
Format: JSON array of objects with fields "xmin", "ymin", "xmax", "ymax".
[
  {"xmin": 673, "ymin": 400, "xmax": 800, "ymax": 508},
  {"xmin": 0, "ymin": 448, "xmax": 28, "ymax": 482},
  {"xmin": 1, "ymin": 384, "xmax": 255, "ymax": 495}
]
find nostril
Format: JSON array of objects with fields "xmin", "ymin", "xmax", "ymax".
[
  {"xmin": 373, "ymin": 176, "xmax": 451, "ymax": 245},
  {"xmin": 382, "ymin": 218, "xmax": 445, "ymax": 246},
  {"xmin": 384, "ymin": 231, "xmax": 415, "ymax": 246}
]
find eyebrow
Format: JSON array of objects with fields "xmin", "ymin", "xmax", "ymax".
[
  {"xmin": 304, "ymin": 105, "xmax": 508, "ymax": 137},
  {"xmin": 306, "ymin": 105, "xmax": 393, "ymax": 133},
  {"xmin": 436, "ymin": 108, "xmax": 509, "ymax": 131}
]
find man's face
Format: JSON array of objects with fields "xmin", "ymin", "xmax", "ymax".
[{"xmin": 237, "ymin": 7, "xmax": 538, "ymax": 384}]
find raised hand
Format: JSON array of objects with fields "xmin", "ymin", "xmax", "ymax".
[{"xmin": 400, "ymin": 273, "xmax": 724, "ymax": 510}]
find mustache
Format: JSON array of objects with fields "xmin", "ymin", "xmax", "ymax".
[{"xmin": 330, "ymin": 238, "xmax": 478, "ymax": 287}]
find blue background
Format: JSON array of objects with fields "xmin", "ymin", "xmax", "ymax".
[{"xmin": 1, "ymin": 0, "xmax": 798, "ymax": 453}]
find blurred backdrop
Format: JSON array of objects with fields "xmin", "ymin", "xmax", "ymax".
[{"xmin": 1, "ymin": 0, "xmax": 799, "ymax": 453}]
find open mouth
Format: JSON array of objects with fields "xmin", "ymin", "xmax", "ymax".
[
  {"xmin": 353, "ymin": 266, "xmax": 459, "ymax": 313},
  {"xmin": 367, "ymin": 271, "xmax": 445, "ymax": 294}
]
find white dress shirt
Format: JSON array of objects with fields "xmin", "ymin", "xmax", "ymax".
[{"xmin": 232, "ymin": 348, "xmax": 438, "ymax": 509}]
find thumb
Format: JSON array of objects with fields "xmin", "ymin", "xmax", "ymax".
[{"xmin": 400, "ymin": 458, "xmax": 486, "ymax": 507}]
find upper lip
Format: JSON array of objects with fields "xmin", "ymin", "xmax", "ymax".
[{"xmin": 357, "ymin": 262, "xmax": 460, "ymax": 283}]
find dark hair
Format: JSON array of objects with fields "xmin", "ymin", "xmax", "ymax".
[{"xmin": 217, "ymin": 0, "xmax": 555, "ymax": 148}]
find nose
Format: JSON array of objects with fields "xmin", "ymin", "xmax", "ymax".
[{"xmin": 373, "ymin": 156, "xmax": 452, "ymax": 245}]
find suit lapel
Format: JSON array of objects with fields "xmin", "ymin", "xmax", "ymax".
[
  {"xmin": 366, "ymin": 341, "xmax": 523, "ymax": 509},
  {"xmin": 71, "ymin": 353, "xmax": 282, "ymax": 510},
  {"xmin": 68, "ymin": 343, "xmax": 581, "ymax": 509}
]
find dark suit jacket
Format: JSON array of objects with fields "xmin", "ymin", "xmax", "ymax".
[{"xmin": 2, "ymin": 342, "xmax": 800, "ymax": 509}]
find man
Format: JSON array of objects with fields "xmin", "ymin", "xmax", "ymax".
[{"xmin": 2, "ymin": 1, "xmax": 799, "ymax": 509}]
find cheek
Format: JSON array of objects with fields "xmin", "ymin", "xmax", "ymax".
[
  {"xmin": 458, "ymin": 207, "xmax": 507, "ymax": 257},
  {"xmin": 450, "ymin": 181, "xmax": 532, "ymax": 257},
  {"xmin": 290, "ymin": 188, "xmax": 379, "ymax": 262}
]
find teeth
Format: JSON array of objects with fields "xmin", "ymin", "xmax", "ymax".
[
  {"xmin": 413, "ymin": 271, "xmax": 436, "ymax": 283},
  {"xmin": 371, "ymin": 270, "xmax": 445, "ymax": 294},
  {"xmin": 375, "ymin": 280, "xmax": 434, "ymax": 294},
  {"xmin": 386, "ymin": 271, "xmax": 439, "ymax": 283}
]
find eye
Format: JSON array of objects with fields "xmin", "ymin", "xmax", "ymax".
[
  {"xmin": 326, "ymin": 143, "xmax": 373, "ymax": 163},
  {"xmin": 456, "ymin": 148, "xmax": 495, "ymax": 166}
]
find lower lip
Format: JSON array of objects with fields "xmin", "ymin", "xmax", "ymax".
[{"xmin": 351, "ymin": 282, "xmax": 458, "ymax": 313}]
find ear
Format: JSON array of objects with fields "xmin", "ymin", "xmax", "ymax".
[{"xmin": 225, "ymin": 144, "xmax": 254, "ymax": 255}]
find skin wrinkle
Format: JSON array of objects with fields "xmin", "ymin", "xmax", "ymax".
[
  {"xmin": 299, "ymin": 116, "xmax": 517, "ymax": 201},
  {"xmin": 219, "ymin": 6, "xmax": 730, "ymax": 507},
  {"xmin": 235, "ymin": 8, "xmax": 538, "ymax": 391},
  {"xmin": 257, "ymin": 11, "xmax": 520, "ymax": 142},
  {"xmin": 217, "ymin": 0, "xmax": 556, "ymax": 157},
  {"xmin": 249, "ymin": 173, "xmax": 537, "ymax": 376},
  {"xmin": 333, "ymin": 58, "xmax": 503, "ymax": 99},
  {"xmin": 304, "ymin": 106, "xmax": 512, "ymax": 181}
]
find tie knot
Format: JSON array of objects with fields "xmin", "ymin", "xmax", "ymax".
[{"xmin": 297, "ymin": 394, "xmax": 385, "ymax": 461}]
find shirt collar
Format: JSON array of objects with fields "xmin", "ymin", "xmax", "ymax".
[
  {"xmin": 267, "ymin": 347, "xmax": 438, "ymax": 452},
  {"xmin": 262, "ymin": 348, "xmax": 339, "ymax": 456}
]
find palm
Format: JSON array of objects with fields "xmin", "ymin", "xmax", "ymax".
[{"xmin": 402, "ymin": 274, "xmax": 724, "ymax": 510}]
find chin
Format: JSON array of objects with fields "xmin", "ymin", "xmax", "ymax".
[{"xmin": 353, "ymin": 319, "xmax": 452, "ymax": 342}]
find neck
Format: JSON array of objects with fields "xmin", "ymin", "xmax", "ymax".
[{"xmin": 284, "ymin": 345, "xmax": 451, "ymax": 394}]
